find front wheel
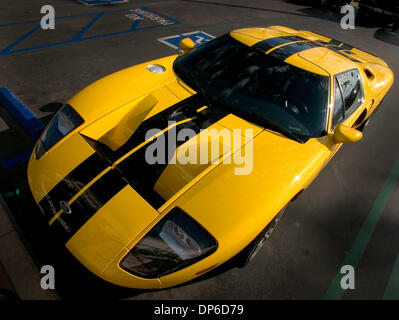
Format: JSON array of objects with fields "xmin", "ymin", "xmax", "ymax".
[{"xmin": 235, "ymin": 204, "xmax": 289, "ymax": 268}]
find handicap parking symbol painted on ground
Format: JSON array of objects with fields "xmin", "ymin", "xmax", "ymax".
[{"xmin": 158, "ymin": 31, "xmax": 215, "ymax": 49}]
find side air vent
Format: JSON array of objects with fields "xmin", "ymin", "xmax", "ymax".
[{"xmin": 363, "ymin": 68, "xmax": 375, "ymax": 80}]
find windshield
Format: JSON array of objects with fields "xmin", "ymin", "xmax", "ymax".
[{"xmin": 173, "ymin": 34, "xmax": 330, "ymax": 143}]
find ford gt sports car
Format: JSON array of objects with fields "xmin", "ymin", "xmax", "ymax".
[{"xmin": 27, "ymin": 26, "xmax": 393, "ymax": 289}]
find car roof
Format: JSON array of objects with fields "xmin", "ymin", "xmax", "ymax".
[{"xmin": 229, "ymin": 27, "xmax": 362, "ymax": 76}]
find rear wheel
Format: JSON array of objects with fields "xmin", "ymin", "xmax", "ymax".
[{"xmin": 235, "ymin": 204, "xmax": 289, "ymax": 268}]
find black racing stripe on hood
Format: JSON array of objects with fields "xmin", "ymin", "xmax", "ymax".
[
  {"xmin": 315, "ymin": 40, "xmax": 360, "ymax": 63},
  {"xmin": 329, "ymin": 39, "xmax": 342, "ymax": 46},
  {"xmin": 49, "ymin": 94, "xmax": 229, "ymax": 241},
  {"xmin": 267, "ymin": 41, "xmax": 321, "ymax": 60},
  {"xmin": 340, "ymin": 43, "xmax": 353, "ymax": 50},
  {"xmin": 252, "ymin": 35, "xmax": 305, "ymax": 52},
  {"xmin": 261, "ymin": 38, "xmax": 361, "ymax": 63},
  {"xmin": 327, "ymin": 46, "xmax": 360, "ymax": 63},
  {"xmin": 108, "ymin": 94, "xmax": 203, "ymax": 162},
  {"xmin": 116, "ymin": 95, "xmax": 230, "ymax": 209},
  {"xmin": 38, "ymin": 152, "xmax": 110, "ymax": 223},
  {"xmin": 51, "ymin": 168, "xmax": 128, "ymax": 243}
]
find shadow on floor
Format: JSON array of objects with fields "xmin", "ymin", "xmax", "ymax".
[{"xmin": 374, "ymin": 28, "xmax": 399, "ymax": 47}]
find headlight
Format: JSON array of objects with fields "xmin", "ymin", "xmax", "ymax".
[
  {"xmin": 120, "ymin": 208, "xmax": 218, "ymax": 278},
  {"xmin": 36, "ymin": 104, "xmax": 84, "ymax": 159}
]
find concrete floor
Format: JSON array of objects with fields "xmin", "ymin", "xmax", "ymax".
[{"xmin": 0, "ymin": 0, "xmax": 398, "ymax": 299}]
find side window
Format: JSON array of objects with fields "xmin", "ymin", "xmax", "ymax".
[
  {"xmin": 331, "ymin": 69, "xmax": 364, "ymax": 130},
  {"xmin": 336, "ymin": 69, "xmax": 363, "ymax": 116},
  {"xmin": 332, "ymin": 78, "xmax": 344, "ymax": 129}
]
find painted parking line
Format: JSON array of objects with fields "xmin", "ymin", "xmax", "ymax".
[
  {"xmin": 73, "ymin": 12, "xmax": 105, "ymax": 40},
  {"xmin": 383, "ymin": 253, "xmax": 399, "ymax": 299},
  {"xmin": 324, "ymin": 155, "xmax": 399, "ymax": 299},
  {"xmin": 1, "ymin": 152, "xmax": 32, "ymax": 170},
  {"xmin": 0, "ymin": 8, "xmax": 179, "ymax": 56},
  {"xmin": 158, "ymin": 31, "xmax": 215, "ymax": 49},
  {"xmin": 0, "ymin": 88, "xmax": 45, "ymax": 139},
  {"xmin": 0, "ymin": 89, "xmax": 41, "ymax": 169}
]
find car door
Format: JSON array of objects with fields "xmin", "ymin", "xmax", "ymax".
[
  {"xmin": 326, "ymin": 68, "xmax": 366, "ymax": 160},
  {"xmin": 331, "ymin": 68, "xmax": 365, "ymax": 131}
]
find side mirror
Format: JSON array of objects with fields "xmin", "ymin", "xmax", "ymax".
[
  {"xmin": 334, "ymin": 124, "xmax": 363, "ymax": 144},
  {"xmin": 179, "ymin": 38, "xmax": 195, "ymax": 54}
]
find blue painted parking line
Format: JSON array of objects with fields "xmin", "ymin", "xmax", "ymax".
[
  {"xmin": 73, "ymin": 12, "xmax": 104, "ymax": 40},
  {"xmin": 78, "ymin": 0, "xmax": 128, "ymax": 5},
  {"xmin": 1, "ymin": 152, "xmax": 32, "ymax": 170},
  {"xmin": 0, "ymin": 24, "xmax": 42, "ymax": 55},
  {"xmin": 0, "ymin": 8, "xmax": 179, "ymax": 56},
  {"xmin": 158, "ymin": 31, "xmax": 215, "ymax": 49},
  {"xmin": 0, "ymin": 88, "xmax": 45, "ymax": 139}
]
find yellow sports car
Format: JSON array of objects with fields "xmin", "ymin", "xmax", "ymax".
[{"xmin": 27, "ymin": 26, "xmax": 393, "ymax": 289}]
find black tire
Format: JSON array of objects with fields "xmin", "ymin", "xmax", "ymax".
[{"xmin": 235, "ymin": 204, "xmax": 289, "ymax": 268}]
